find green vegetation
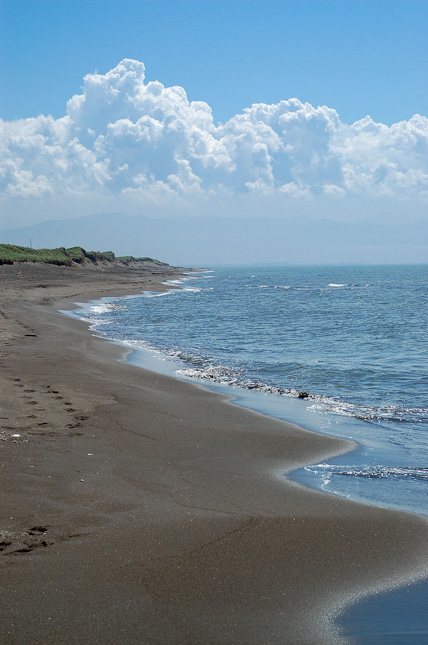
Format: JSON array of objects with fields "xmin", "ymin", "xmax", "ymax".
[
  {"xmin": 66, "ymin": 247, "xmax": 116, "ymax": 263},
  {"xmin": 117, "ymin": 255, "xmax": 168, "ymax": 266},
  {"xmin": 0, "ymin": 243, "xmax": 168, "ymax": 267},
  {"xmin": 65, "ymin": 246, "xmax": 87, "ymax": 263},
  {"xmin": 0, "ymin": 244, "xmax": 73, "ymax": 266},
  {"xmin": 93, "ymin": 250, "xmax": 116, "ymax": 262}
]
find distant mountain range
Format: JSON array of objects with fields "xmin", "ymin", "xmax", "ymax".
[{"xmin": 1, "ymin": 212, "xmax": 427, "ymax": 266}]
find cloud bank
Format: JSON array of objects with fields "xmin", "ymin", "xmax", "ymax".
[{"xmin": 1, "ymin": 59, "xmax": 427, "ymax": 212}]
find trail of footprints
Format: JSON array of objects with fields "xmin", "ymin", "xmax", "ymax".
[
  {"xmin": 0, "ymin": 308, "xmax": 39, "ymax": 348},
  {"xmin": 0, "ymin": 377, "xmax": 90, "ymax": 444},
  {"xmin": 0, "ymin": 312, "xmax": 94, "ymax": 554},
  {"xmin": 0, "ymin": 378, "xmax": 93, "ymax": 554}
]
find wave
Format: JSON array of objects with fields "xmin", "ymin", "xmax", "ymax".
[
  {"xmin": 175, "ymin": 362, "xmax": 322, "ymax": 400},
  {"xmin": 246, "ymin": 283, "xmax": 359, "ymax": 291},
  {"xmin": 308, "ymin": 398, "xmax": 428, "ymax": 424},
  {"xmin": 160, "ymin": 280, "xmax": 187, "ymax": 289},
  {"xmin": 305, "ymin": 463, "xmax": 428, "ymax": 481},
  {"xmin": 81, "ymin": 303, "xmax": 427, "ymax": 428},
  {"xmin": 77, "ymin": 276, "xmax": 426, "ymax": 431},
  {"xmin": 142, "ymin": 291, "xmax": 173, "ymax": 298},
  {"xmin": 89, "ymin": 302, "xmax": 127, "ymax": 314},
  {"xmin": 173, "ymin": 358, "xmax": 427, "ymax": 426},
  {"xmin": 245, "ymin": 284, "xmax": 292, "ymax": 290}
]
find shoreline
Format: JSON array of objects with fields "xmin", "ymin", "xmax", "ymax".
[{"xmin": 1, "ymin": 263, "xmax": 428, "ymax": 643}]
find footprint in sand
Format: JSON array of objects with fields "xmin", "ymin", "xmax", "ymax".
[
  {"xmin": 0, "ymin": 527, "xmax": 50, "ymax": 555},
  {"xmin": 29, "ymin": 526, "xmax": 48, "ymax": 534}
]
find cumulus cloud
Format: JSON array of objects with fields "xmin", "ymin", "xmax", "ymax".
[{"xmin": 1, "ymin": 58, "xmax": 427, "ymax": 205}]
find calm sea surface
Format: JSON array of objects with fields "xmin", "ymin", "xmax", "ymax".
[{"xmin": 68, "ymin": 264, "xmax": 428, "ymax": 642}]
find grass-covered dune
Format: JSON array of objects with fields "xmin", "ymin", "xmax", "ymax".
[{"xmin": 0, "ymin": 244, "xmax": 168, "ymax": 268}]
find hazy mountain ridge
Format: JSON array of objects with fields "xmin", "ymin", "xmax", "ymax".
[{"xmin": 1, "ymin": 212, "xmax": 427, "ymax": 266}]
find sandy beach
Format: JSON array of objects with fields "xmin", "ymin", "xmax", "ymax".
[{"xmin": 1, "ymin": 262, "xmax": 428, "ymax": 644}]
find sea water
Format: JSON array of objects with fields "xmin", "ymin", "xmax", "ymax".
[
  {"xmin": 68, "ymin": 264, "xmax": 428, "ymax": 642},
  {"xmin": 72, "ymin": 264, "xmax": 428, "ymax": 518}
]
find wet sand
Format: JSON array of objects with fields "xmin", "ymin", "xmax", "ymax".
[{"xmin": 1, "ymin": 262, "xmax": 428, "ymax": 644}]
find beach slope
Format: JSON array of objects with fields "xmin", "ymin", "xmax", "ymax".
[{"xmin": 1, "ymin": 263, "xmax": 428, "ymax": 644}]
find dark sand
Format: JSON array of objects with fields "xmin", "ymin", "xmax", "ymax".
[{"xmin": 1, "ymin": 263, "xmax": 428, "ymax": 644}]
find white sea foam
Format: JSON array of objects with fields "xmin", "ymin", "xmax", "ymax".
[
  {"xmin": 328, "ymin": 283, "xmax": 348, "ymax": 287},
  {"xmin": 161, "ymin": 279, "xmax": 189, "ymax": 287},
  {"xmin": 176, "ymin": 366, "xmax": 240, "ymax": 385},
  {"xmin": 142, "ymin": 290, "xmax": 173, "ymax": 298},
  {"xmin": 305, "ymin": 463, "xmax": 428, "ymax": 481},
  {"xmin": 90, "ymin": 303, "xmax": 115, "ymax": 314},
  {"xmin": 89, "ymin": 302, "xmax": 127, "ymax": 314},
  {"xmin": 122, "ymin": 338, "xmax": 159, "ymax": 352}
]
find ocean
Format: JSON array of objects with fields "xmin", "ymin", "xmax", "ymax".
[
  {"xmin": 72, "ymin": 264, "xmax": 428, "ymax": 517},
  {"xmin": 68, "ymin": 263, "xmax": 428, "ymax": 642}
]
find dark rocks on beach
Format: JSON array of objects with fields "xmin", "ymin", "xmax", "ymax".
[{"xmin": 297, "ymin": 391, "xmax": 310, "ymax": 399}]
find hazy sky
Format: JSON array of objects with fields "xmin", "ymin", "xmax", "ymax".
[{"xmin": 0, "ymin": 0, "xmax": 427, "ymax": 264}]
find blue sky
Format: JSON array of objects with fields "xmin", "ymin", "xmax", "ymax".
[
  {"xmin": 1, "ymin": 0, "xmax": 426, "ymax": 125},
  {"xmin": 0, "ymin": 0, "xmax": 427, "ymax": 264}
]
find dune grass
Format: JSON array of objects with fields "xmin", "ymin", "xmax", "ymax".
[
  {"xmin": 116, "ymin": 255, "xmax": 167, "ymax": 266},
  {"xmin": 0, "ymin": 244, "xmax": 73, "ymax": 266},
  {"xmin": 0, "ymin": 244, "xmax": 167, "ymax": 267}
]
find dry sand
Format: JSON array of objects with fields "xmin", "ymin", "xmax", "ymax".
[{"xmin": 1, "ymin": 262, "xmax": 428, "ymax": 644}]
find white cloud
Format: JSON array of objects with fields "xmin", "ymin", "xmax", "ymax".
[{"xmin": 1, "ymin": 58, "xmax": 427, "ymax": 207}]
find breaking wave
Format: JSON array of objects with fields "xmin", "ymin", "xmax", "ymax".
[{"xmin": 305, "ymin": 463, "xmax": 428, "ymax": 481}]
